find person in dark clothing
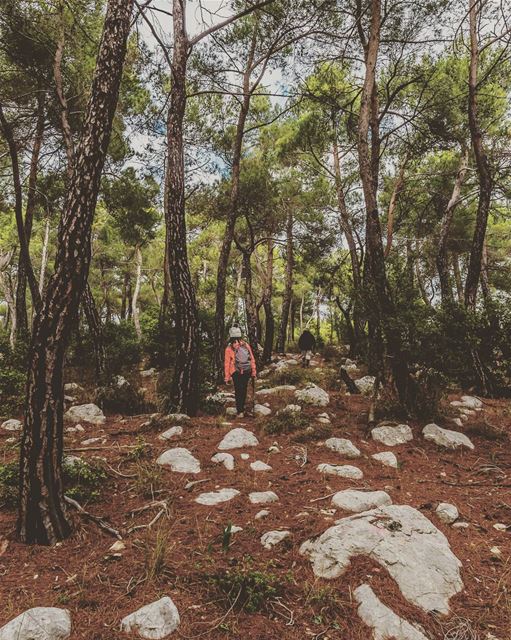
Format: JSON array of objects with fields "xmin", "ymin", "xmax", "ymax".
[{"xmin": 298, "ymin": 330, "xmax": 316, "ymax": 367}]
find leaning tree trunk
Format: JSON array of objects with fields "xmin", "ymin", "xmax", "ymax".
[
  {"xmin": 164, "ymin": 0, "xmax": 200, "ymax": 414},
  {"xmin": 213, "ymin": 33, "xmax": 256, "ymax": 383},
  {"xmin": 14, "ymin": 93, "xmax": 45, "ymax": 339},
  {"xmin": 18, "ymin": 0, "xmax": 134, "ymax": 545},
  {"xmin": 464, "ymin": 0, "xmax": 493, "ymax": 309},
  {"xmin": 242, "ymin": 250, "xmax": 259, "ymax": 365},
  {"xmin": 276, "ymin": 208, "xmax": 294, "ymax": 352},
  {"xmin": 436, "ymin": 149, "xmax": 469, "ymax": 305},
  {"xmin": 82, "ymin": 283, "xmax": 106, "ymax": 380},
  {"xmin": 132, "ymin": 244, "xmax": 143, "ymax": 339}
]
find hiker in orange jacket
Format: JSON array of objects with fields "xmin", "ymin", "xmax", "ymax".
[{"xmin": 224, "ymin": 325, "xmax": 257, "ymax": 418}]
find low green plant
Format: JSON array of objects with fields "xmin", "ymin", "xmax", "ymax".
[
  {"xmin": 264, "ymin": 411, "xmax": 311, "ymax": 435},
  {"xmin": 63, "ymin": 459, "xmax": 107, "ymax": 503},
  {"xmin": 128, "ymin": 436, "xmax": 151, "ymax": 461},
  {"xmin": 292, "ymin": 422, "xmax": 333, "ymax": 443},
  {"xmin": 209, "ymin": 563, "xmax": 282, "ymax": 612},
  {"xmin": 144, "ymin": 526, "xmax": 171, "ymax": 582},
  {"xmin": 133, "ymin": 461, "xmax": 163, "ymax": 498},
  {"xmin": 221, "ymin": 522, "xmax": 233, "ymax": 552},
  {"xmin": 0, "ymin": 462, "xmax": 19, "ymax": 508}
]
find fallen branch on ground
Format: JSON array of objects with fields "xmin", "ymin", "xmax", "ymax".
[{"xmin": 64, "ymin": 495, "xmax": 122, "ymax": 539}]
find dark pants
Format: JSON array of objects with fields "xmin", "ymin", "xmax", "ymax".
[{"xmin": 232, "ymin": 371, "xmax": 250, "ymax": 413}]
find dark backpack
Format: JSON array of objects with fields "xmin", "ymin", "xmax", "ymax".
[{"xmin": 235, "ymin": 343, "xmax": 252, "ymax": 373}]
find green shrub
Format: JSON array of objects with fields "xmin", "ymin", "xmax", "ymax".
[
  {"xmin": 0, "ymin": 462, "xmax": 19, "ymax": 508},
  {"xmin": 63, "ymin": 459, "xmax": 107, "ymax": 503},
  {"xmin": 0, "ymin": 333, "xmax": 26, "ymax": 415},
  {"xmin": 209, "ymin": 564, "xmax": 282, "ymax": 612},
  {"xmin": 264, "ymin": 411, "xmax": 311, "ymax": 435}
]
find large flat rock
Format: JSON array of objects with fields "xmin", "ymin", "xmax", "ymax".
[
  {"xmin": 324, "ymin": 438, "xmax": 361, "ymax": 458},
  {"xmin": 422, "ymin": 424, "xmax": 474, "ymax": 450},
  {"xmin": 300, "ymin": 504, "xmax": 463, "ymax": 614},
  {"xmin": 371, "ymin": 424, "xmax": 413, "ymax": 447},
  {"xmin": 120, "ymin": 596, "xmax": 180, "ymax": 639},
  {"xmin": 64, "ymin": 403, "xmax": 105, "ymax": 425},
  {"xmin": 317, "ymin": 464, "xmax": 363, "ymax": 479},
  {"xmin": 156, "ymin": 448, "xmax": 201, "ymax": 474},
  {"xmin": 294, "ymin": 383, "xmax": 330, "ymax": 407},
  {"xmin": 0, "ymin": 607, "xmax": 71, "ymax": 640},
  {"xmin": 218, "ymin": 428, "xmax": 259, "ymax": 450},
  {"xmin": 332, "ymin": 490, "xmax": 392, "ymax": 513},
  {"xmin": 195, "ymin": 488, "xmax": 240, "ymax": 505}
]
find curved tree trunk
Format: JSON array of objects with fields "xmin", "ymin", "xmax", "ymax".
[
  {"xmin": 18, "ymin": 0, "xmax": 134, "ymax": 545},
  {"xmin": 242, "ymin": 250, "xmax": 258, "ymax": 365},
  {"xmin": 261, "ymin": 239, "xmax": 274, "ymax": 364},
  {"xmin": 276, "ymin": 208, "xmax": 294, "ymax": 352},
  {"xmin": 164, "ymin": 0, "xmax": 200, "ymax": 414}
]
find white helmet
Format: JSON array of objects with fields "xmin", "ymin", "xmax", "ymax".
[{"xmin": 229, "ymin": 326, "xmax": 242, "ymax": 339}]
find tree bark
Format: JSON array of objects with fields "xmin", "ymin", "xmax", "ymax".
[
  {"xmin": 242, "ymin": 250, "xmax": 259, "ymax": 363},
  {"xmin": 464, "ymin": 0, "xmax": 493, "ymax": 309},
  {"xmin": 276, "ymin": 207, "xmax": 294, "ymax": 352},
  {"xmin": 82, "ymin": 283, "xmax": 106, "ymax": 379},
  {"xmin": 39, "ymin": 217, "xmax": 51, "ymax": 295},
  {"xmin": 18, "ymin": 0, "xmax": 134, "ymax": 545},
  {"xmin": 436, "ymin": 149, "xmax": 469, "ymax": 305},
  {"xmin": 384, "ymin": 155, "xmax": 408, "ymax": 258},
  {"xmin": 14, "ymin": 92, "xmax": 46, "ymax": 339},
  {"xmin": 261, "ymin": 239, "xmax": 274, "ymax": 364},
  {"xmin": 164, "ymin": 0, "xmax": 200, "ymax": 414},
  {"xmin": 213, "ymin": 31, "xmax": 258, "ymax": 383},
  {"xmin": 452, "ymin": 253, "xmax": 463, "ymax": 303},
  {"xmin": 132, "ymin": 244, "xmax": 143, "ymax": 339}
]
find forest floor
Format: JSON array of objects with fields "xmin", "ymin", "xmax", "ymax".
[{"xmin": 0, "ymin": 354, "xmax": 510, "ymax": 640}]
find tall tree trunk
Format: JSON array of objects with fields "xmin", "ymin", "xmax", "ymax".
[
  {"xmin": 213, "ymin": 33, "xmax": 257, "ymax": 382},
  {"xmin": 242, "ymin": 250, "xmax": 258, "ymax": 364},
  {"xmin": 132, "ymin": 244, "xmax": 143, "ymax": 339},
  {"xmin": 464, "ymin": 0, "xmax": 493, "ymax": 309},
  {"xmin": 261, "ymin": 239, "xmax": 274, "ymax": 364},
  {"xmin": 276, "ymin": 208, "xmax": 293, "ymax": 352},
  {"xmin": 480, "ymin": 241, "xmax": 490, "ymax": 302},
  {"xmin": 14, "ymin": 93, "xmax": 45, "ymax": 339},
  {"xmin": 18, "ymin": 0, "xmax": 134, "ymax": 545},
  {"xmin": 436, "ymin": 148, "xmax": 469, "ymax": 305},
  {"xmin": 332, "ymin": 134, "xmax": 364, "ymax": 353},
  {"xmin": 82, "ymin": 283, "xmax": 106, "ymax": 379},
  {"xmin": 384, "ymin": 155, "xmax": 408, "ymax": 258},
  {"xmin": 39, "ymin": 217, "xmax": 51, "ymax": 295},
  {"xmin": 164, "ymin": 0, "xmax": 200, "ymax": 414},
  {"xmin": 452, "ymin": 253, "xmax": 463, "ymax": 303}
]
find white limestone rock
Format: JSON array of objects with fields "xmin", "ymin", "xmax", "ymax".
[
  {"xmin": 249, "ymin": 491, "xmax": 279, "ymax": 504},
  {"xmin": 371, "ymin": 424, "xmax": 413, "ymax": 447},
  {"xmin": 158, "ymin": 426, "xmax": 183, "ymax": 441},
  {"xmin": 332, "ymin": 490, "xmax": 392, "ymax": 513},
  {"xmin": 120, "ymin": 596, "xmax": 180, "ymax": 639},
  {"xmin": 436, "ymin": 502, "xmax": 459, "ymax": 525},
  {"xmin": 256, "ymin": 385, "xmax": 296, "ymax": 396},
  {"xmin": 254, "ymin": 404, "xmax": 272, "ymax": 417},
  {"xmin": 422, "ymin": 424, "xmax": 474, "ymax": 450},
  {"xmin": 1, "ymin": 419, "xmax": 22, "ymax": 432},
  {"xmin": 64, "ymin": 403, "xmax": 105, "ymax": 425},
  {"xmin": 354, "ymin": 584, "xmax": 429, "ymax": 640},
  {"xmin": 225, "ymin": 407, "xmax": 237, "ymax": 416},
  {"xmin": 255, "ymin": 509, "xmax": 270, "ymax": 519},
  {"xmin": 355, "ymin": 375, "xmax": 376, "ymax": 395},
  {"xmin": 240, "ymin": 453, "xmax": 250, "ymax": 460},
  {"xmin": 211, "ymin": 452, "xmax": 235, "ymax": 470},
  {"xmin": 64, "ymin": 382, "xmax": 83, "ymax": 392},
  {"xmin": 166, "ymin": 413, "xmax": 190, "ymax": 423},
  {"xmin": 372, "ymin": 451, "xmax": 398, "ymax": 469},
  {"xmin": 218, "ymin": 428, "xmax": 259, "ymax": 450},
  {"xmin": 0, "ymin": 607, "xmax": 71, "ymax": 640},
  {"xmin": 460, "ymin": 395, "xmax": 483, "ymax": 409},
  {"xmin": 250, "ymin": 460, "xmax": 272, "ymax": 471},
  {"xmin": 317, "ymin": 464, "xmax": 363, "ymax": 479},
  {"xmin": 324, "ymin": 437, "xmax": 361, "ymax": 459},
  {"xmin": 195, "ymin": 488, "xmax": 240, "ymax": 505},
  {"xmin": 156, "ymin": 448, "xmax": 201, "ymax": 474},
  {"xmin": 278, "ymin": 404, "xmax": 301, "ymax": 415},
  {"xmin": 260, "ymin": 530, "xmax": 291, "ymax": 549},
  {"xmin": 294, "ymin": 383, "xmax": 330, "ymax": 407},
  {"xmin": 300, "ymin": 504, "xmax": 463, "ymax": 614},
  {"xmin": 140, "ymin": 368, "xmax": 156, "ymax": 378}
]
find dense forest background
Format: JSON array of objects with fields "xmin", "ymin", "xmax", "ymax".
[{"xmin": 1, "ymin": 1, "xmax": 510, "ymax": 447}]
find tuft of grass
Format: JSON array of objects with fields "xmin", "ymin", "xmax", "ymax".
[
  {"xmin": 304, "ymin": 580, "xmax": 347, "ymax": 624},
  {"xmin": 133, "ymin": 461, "xmax": 163, "ymax": 498},
  {"xmin": 144, "ymin": 526, "xmax": 171, "ymax": 582},
  {"xmin": 264, "ymin": 411, "xmax": 311, "ymax": 435},
  {"xmin": 127, "ymin": 435, "xmax": 151, "ymax": 461},
  {"xmin": 0, "ymin": 462, "xmax": 19, "ymax": 508},
  {"xmin": 209, "ymin": 561, "xmax": 283, "ymax": 613}
]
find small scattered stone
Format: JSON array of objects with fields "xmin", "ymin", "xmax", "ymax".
[
  {"xmin": 218, "ymin": 428, "xmax": 259, "ymax": 450},
  {"xmin": 260, "ymin": 530, "xmax": 291, "ymax": 549},
  {"xmin": 140, "ymin": 368, "xmax": 156, "ymax": 378},
  {"xmin": 493, "ymin": 523, "xmax": 507, "ymax": 531},
  {"xmin": 156, "ymin": 448, "xmax": 201, "ymax": 474},
  {"xmin": 332, "ymin": 490, "xmax": 392, "ymax": 513},
  {"xmin": 278, "ymin": 404, "xmax": 301, "ymax": 415},
  {"xmin": 255, "ymin": 509, "xmax": 270, "ymax": 519},
  {"xmin": 211, "ymin": 452, "xmax": 235, "ymax": 470},
  {"xmin": 422, "ymin": 424, "xmax": 474, "ymax": 450},
  {"xmin": 240, "ymin": 453, "xmax": 250, "ymax": 460},
  {"xmin": 166, "ymin": 413, "xmax": 190, "ymax": 423},
  {"xmin": 249, "ymin": 491, "xmax": 279, "ymax": 504},
  {"xmin": 436, "ymin": 503, "xmax": 459, "ymax": 525},
  {"xmin": 371, "ymin": 423, "xmax": 413, "ymax": 447},
  {"xmin": 317, "ymin": 464, "xmax": 363, "ymax": 479},
  {"xmin": 254, "ymin": 404, "xmax": 272, "ymax": 417},
  {"xmin": 294, "ymin": 383, "xmax": 330, "ymax": 407},
  {"xmin": 355, "ymin": 375, "xmax": 375, "ymax": 395},
  {"xmin": 371, "ymin": 451, "xmax": 398, "ymax": 468},
  {"xmin": 460, "ymin": 395, "xmax": 483, "ymax": 409},
  {"xmin": 195, "ymin": 488, "xmax": 240, "ymax": 505},
  {"xmin": 158, "ymin": 426, "xmax": 183, "ymax": 441},
  {"xmin": 256, "ymin": 385, "xmax": 296, "ymax": 396},
  {"xmin": 490, "ymin": 546, "xmax": 502, "ymax": 558},
  {"xmin": 324, "ymin": 438, "xmax": 360, "ymax": 458},
  {"xmin": 1, "ymin": 419, "xmax": 22, "ymax": 432},
  {"xmin": 81, "ymin": 437, "xmax": 104, "ymax": 446},
  {"xmin": 452, "ymin": 522, "xmax": 469, "ymax": 529},
  {"xmin": 250, "ymin": 460, "xmax": 272, "ymax": 472},
  {"xmin": 120, "ymin": 596, "xmax": 180, "ymax": 639},
  {"xmin": 225, "ymin": 407, "xmax": 237, "ymax": 416}
]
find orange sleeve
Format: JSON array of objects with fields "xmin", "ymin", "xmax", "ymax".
[{"xmin": 224, "ymin": 347, "xmax": 232, "ymax": 383}]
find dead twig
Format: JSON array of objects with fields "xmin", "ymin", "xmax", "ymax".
[{"xmin": 64, "ymin": 495, "xmax": 122, "ymax": 539}]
